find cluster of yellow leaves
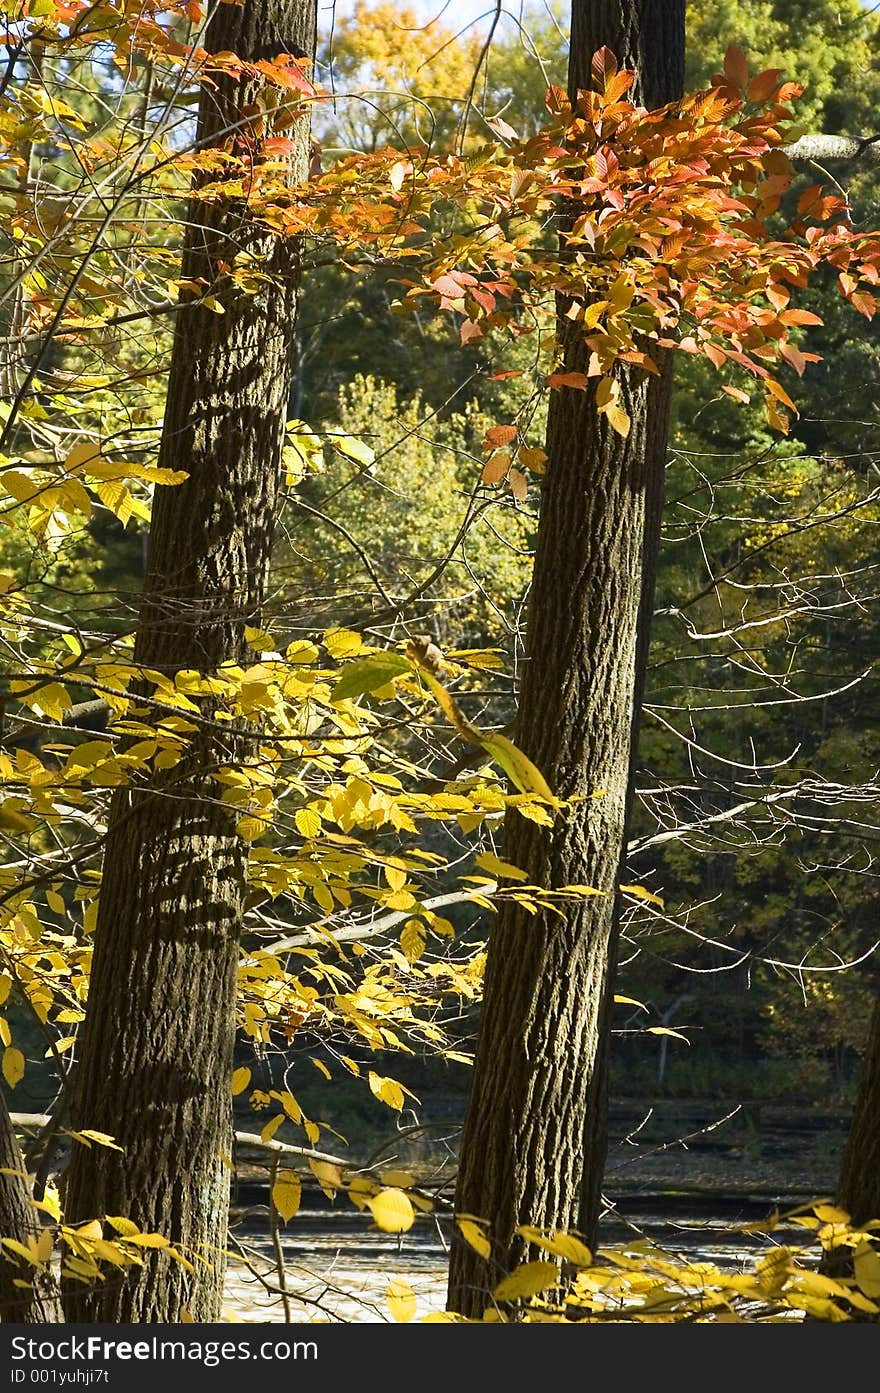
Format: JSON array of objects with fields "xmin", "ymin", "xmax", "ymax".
[{"xmin": 440, "ymin": 1204, "xmax": 880, "ymax": 1322}]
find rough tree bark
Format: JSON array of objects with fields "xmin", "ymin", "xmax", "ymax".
[
  {"xmin": 0, "ymin": 1094, "xmax": 61, "ymax": 1322},
  {"xmin": 820, "ymin": 985, "xmax": 880, "ymax": 1301},
  {"xmin": 447, "ymin": 0, "xmax": 685, "ymax": 1318},
  {"xmin": 62, "ymin": 0, "xmax": 317, "ymax": 1322}
]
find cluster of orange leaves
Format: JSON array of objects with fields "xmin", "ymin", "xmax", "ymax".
[
  {"xmin": 172, "ymin": 42, "xmax": 878, "ymax": 448},
  {"xmin": 12, "ymin": 3, "xmax": 880, "ymax": 448}
]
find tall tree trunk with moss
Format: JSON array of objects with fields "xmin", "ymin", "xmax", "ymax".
[
  {"xmin": 447, "ymin": 0, "xmax": 685, "ymax": 1319},
  {"xmin": 62, "ymin": 0, "xmax": 317, "ymax": 1323}
]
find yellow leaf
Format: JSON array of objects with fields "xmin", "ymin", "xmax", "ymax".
[
  {"xmin": 64, "ymin": 442, "xmax": 103, "ymax": 474},
  {"xmin": 1, "ymin": 1237, "xmax": 39, "ymax": 1265},
  {"xmin": 386, "ymin": 1278, "xmax": 417, "ymax": 1322},
  {"xmin": 237, "ymin": 815, "xmax": 270, "ymax": 842},
  {"xmin": 310, "ymin": 1057, "xmax": 331, "ymax": 1080},
  {"xmin": 479, "ymin": 732, "xmax": 554, "ymax": 800},
  {"xmin": 272, "ymin": 1170, "xmax": 302, "ymax": 1223},
  {"xmin": 620, "ymin": 883, "xmax": 664, "ymax": 907},
  {"xmin": 125, "ymin": 1232, "xmax": 170, "ymax": 1248},
  {"xmin": 493, "ymin": 1260, "xmax": 559, "ymax": 1301},
  {"xmin": 75, "ymin": 1219, "xmax": 104, "ymax": 1242},
  {"xmin": 812, "ymin": 1204, "xmax": 850, "ymax": 1225},
  {"xmin": 348, "ymin": 1176, "xmax": 378, "ymax": 1210},
  {"xmin": 516, "ymin": 1226, "xmax": 592, "ymax": 1266},
  {"xmin": 474, "ymin": 851, "xmax": 527, "ymax": 881},
  {"xmin": 855, "ymin": 1244, "xmax": 880, "ymax": 1298},
  {"xmin": 30, "ymin": 683, "xmax": 72, "ymax": 722},
  {"xmin": 400, "ymin": 918, "xmax": 426, "ymax": 963},
  {"xmin": 368, "ymin": 1071, "xmax": 410, "ymax": 1111},
  {"xmin": 106, "ymin": 1216, "xmax": 138, "ymax": 1237},
  {"xmin": 295, "ymin": 806, "xmax": 322, "ymax": 838},
  {"xmin": 368, "ymin": 1188, "xmax": 415, "ymax": 1234},
  {"xmin": 380, "ymin": 1169, "xmax": 414, "ymax": 1189},
  {"xmin": 457, "ymin": 1216, "xmax": 491, "ymax": 1260},
  {"xmin": 231, "ymin": 1067, "xmax": 251, "ymax": 1096},
  {"xmin": 2, "ymin": 1047, "xmax": 25, "ymax": 1088},
  {"xmin": 260, "ymin": 1113, "xmax": 285, "ymax": 1144},
  {"xmin": 605, "ymin": 402, "xmax": 631, "ymax": 438},
  {"xmin": 308, "ymin": 1158, "xmax": 343, "ymax": 1198},
  {"xmin": 646, "ymin": 1026, "xmax": 690, "ymax": 1044},
  {"xmin": 614, "ymin": 994, "xmax": 648, "ymax": 1010},
  {"xmin": 324, "ymin": 628, "xmax": 364, "ymax": 659},
  {"xmin": 35, "ymin": 1227, "xmax": 53, "ymax": 1264},
  {"xmin": 72, "ymin": 1129, "xmax": 124, "ymax": 1151},
  {"xmin": 35, "ymin": 1187, "xmax": 61, "ymax": 1222}
]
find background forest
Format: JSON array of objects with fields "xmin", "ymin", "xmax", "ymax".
[{"xmin": 0, "ymin": 0, "xmax": 878, "ymax": 1324}]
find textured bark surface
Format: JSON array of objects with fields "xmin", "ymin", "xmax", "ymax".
[
  {"xmin": 819, "ymin": 988, "xmax": 880, "ymax": 1310},
  {"xmin": 0, "ymin": 1094, "xmax": 61, "ymax": 1322},
  {"xmin": 447, "ymin": 0, "xmax": 684, "ymax": 1318},
  {"xmin": 836, "ymin": 988, "xmax": 880, "ymax": 1225},
  {"xmin": 62, "ymin": 0, "xmax": 316, "ymax": 1323}
]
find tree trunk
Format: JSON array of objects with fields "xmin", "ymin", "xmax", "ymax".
[
  {"xmin": 62, "ymin": 0, "xmax": 316, "ymax": 1323},
  {"xmin": 837, "ymin": 991, "xmax": 880, "ymax": 1226},
  {"xmin": 0, "ymin": 1094, "xmax": 62, "ymax": 1322},
  {"xmin": 819, "ymin": 986, "xmax": 880, "ymax": 1305},
  {"xmin": 447, "ymin": 0, "xmax": 684, "ymax": 1318}
]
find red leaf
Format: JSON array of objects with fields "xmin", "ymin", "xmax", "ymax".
[
  {"xmin": 431, "ymin": 274, "xmax": 467, "ymax": 300},
  {"xmin": 261, "ymin": 137, "xmax": 296, "ymax": 156},
  {"xmin": 460, "ymin": 320, "xmax": 483, "ymax": 345},
  {"xmin": 796, "ymin": 184, "xmax": 823, "ymax": 216},
  {"xmin": 723, "ymin": 44, "xmax": 749, "ymax": 92}
]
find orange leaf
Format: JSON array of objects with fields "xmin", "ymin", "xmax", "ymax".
[
  {"xmin": 507, "ymin": 467, "xmax": 528, "ymax": 502},
  {"xmin": 481, "ymin": 454, "xmax": 511, "ymax": 485},
  {"xmin": 766, "ymin": 378, "xmax": 798, "ymax": 413},
  {"xmin": 547, "ymin": 372, "xmax": 588, "ymax": 390},
  {"xmin": 484, "ymin": 424, "xmax": 518, "ymax": 449},
  {"xmin": 779, "ymin": 309, "xmax": 823, "ymax": 327},
  {"xmin": 591, "ymin": 46, "xmax": 618, "ymax": 91},
  {"xmin": 747, "ymin": 69, "xmax": 783, "ymax": 104}
]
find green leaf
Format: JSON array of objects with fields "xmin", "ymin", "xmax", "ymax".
[{"xmin": 330, "ymin": 652, "xmax": 411, "ymax": 703}]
